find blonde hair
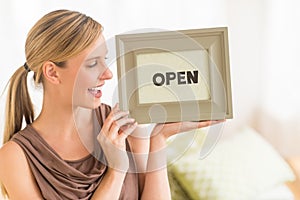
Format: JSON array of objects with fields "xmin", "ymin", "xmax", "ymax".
[{"xmin": 1, "ymin": 9, "xmax": 102, "ymax": 197}]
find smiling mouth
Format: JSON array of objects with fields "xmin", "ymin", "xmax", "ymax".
[
  {"xmin": 88, "ymin": 86, "xmax": 103, "ymax": 97},
  {"xmin": 88, "ymin": 86, "xmax": 102, "ymax": 92}
]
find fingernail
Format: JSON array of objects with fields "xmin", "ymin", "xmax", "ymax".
[
  {"xmin": 131, "ymin": 122, "xmax": 137, "ymax": 127},
  {"xmin": 114, "ymin": 103, "xmax": 119, "ymax": 108},
  {"xmin": 128, "ymin": 118, "xmax": 135, "ymax": 122}
]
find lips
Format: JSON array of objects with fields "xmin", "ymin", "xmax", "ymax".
[{"xmin": 88, "ymin": 85, "xmax": 103, "ymax": 98}]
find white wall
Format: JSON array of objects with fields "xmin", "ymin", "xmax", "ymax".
[
  {"xmin": 223, "ymin": 0, "xmax": 266, "ymax": 134},
  {"xmin": 254, "ymin": 0, "xmax": 300, "ymax": 157}
]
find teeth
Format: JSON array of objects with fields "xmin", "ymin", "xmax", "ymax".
[{"xmin": 88, "ymin": 86, "xmax": 102, "ymax": 91}]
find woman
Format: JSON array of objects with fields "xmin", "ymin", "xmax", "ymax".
[{"xmin": 0, "ymin": 9, "xmax": 223, "ymax": 199}]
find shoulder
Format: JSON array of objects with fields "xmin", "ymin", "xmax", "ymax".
[
  {"xmin": 0, "ymin": 141, "xmax": 26, "ymax": 190},
  {"xmin": 0, "ymin": 141, "xmax": 29, "ymax": 183},
  {"xmin": 0, "ymin": 126, "xmax": 34, "ymax": 169},
  {"xmin": 0, "ymin": 141, "xmax": 42, "ymax": 199},
  {"xmin": 0, "ymin": 141, "xmax": 26, "ymax": 168}
]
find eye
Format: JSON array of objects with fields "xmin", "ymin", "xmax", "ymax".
[{"xmin": 87, "ymin": 60, "xmax": 98, "ymax": 68}]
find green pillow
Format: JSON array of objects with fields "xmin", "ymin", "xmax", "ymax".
[
  {"xmin": 168, "ymin": 127, "xmax": 295, "ymax": 200},
  {"xmin": 168, "ymin": 169, "xmax": 191, "ymax": 200}
]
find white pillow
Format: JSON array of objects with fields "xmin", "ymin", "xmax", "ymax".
[{"xmin": 169, "ymin": 127, "xmax": 296, "ymax": 200}]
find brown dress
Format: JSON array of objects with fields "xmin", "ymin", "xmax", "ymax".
[{"xmin": 12, "ymin": 104, "xmax": 139, "ymax": 200}]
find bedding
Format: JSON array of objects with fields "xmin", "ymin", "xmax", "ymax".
[
  {"xmin": 255, "ymin": 184, "xmax": 294, "ymax": 200},
  {"xmin": 167, "ymin": 127, "xmax": 296, "ymax": 200}
]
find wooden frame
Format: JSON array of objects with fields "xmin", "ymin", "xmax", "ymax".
[{"xmin": 115, "ymin": 27, "xmax": 233, "ymax": 124}]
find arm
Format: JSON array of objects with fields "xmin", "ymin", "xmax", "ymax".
[
  {"xmin": 0, "ymin": 104, "xmax": 137, "ymax": 200},
  {"xmin": 141, "ymin": 134, "xmax": 170, "ymax": 200},
  {"xmin": 0, "ymin": 141, "xmax": 43, "ymax": 200},
  {"xmin": 0, "ymin": 143, "xmax": 130, "ymax": 200},
  {"xmin": 127, "ymin": 125, "xmax": 151, "ymax": 195},
  {"xmin": 91, "ymin": 168, "xmax": 127, "ymax": 200},
  {"xmin": 91, "ymin": 104, "xmax": 137, "ymax": 199}
]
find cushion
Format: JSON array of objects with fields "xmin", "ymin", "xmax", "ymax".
[
  {"xmin": 168, "ymin": 170, "xmax": 191, "ymax": 200},
  {"xmin": 168, "ymin": 127, "xmax": 296, "ymax": 200}
]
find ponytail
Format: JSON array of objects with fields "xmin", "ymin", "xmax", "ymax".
[
  {"xmin": 3, "ymin": 65, "xmax": 34, "ymax": 144},
  {"xmin": 1, "ymin": 9, "xmax": 103, "ymax": 197}
]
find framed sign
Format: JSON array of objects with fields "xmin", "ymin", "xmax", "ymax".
[{"xmin": 115, "ymin": 27, "xmax": 233, "ymax": 124}]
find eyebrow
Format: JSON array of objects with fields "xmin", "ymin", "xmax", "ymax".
[
  {"xmin": 85, "ymin": 50, "xmax": 108, "ymax": 61},
  {"xmin": 85, "ymin": 56, "xmax": 101, "ymax": 61}
]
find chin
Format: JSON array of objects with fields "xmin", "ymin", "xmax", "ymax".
[
  {"xmin": 91, "ymin": 99, "xmax": 102, "ymax": 109},
  {"xmin": 73, "ymin": 100, "xmax": 102, "ymax": 110}
]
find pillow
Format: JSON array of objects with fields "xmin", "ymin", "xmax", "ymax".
[
  {"xmin": 168, "ymin": 170, "xmax": 191, "ymax": 200},
  {"xmin": 168, "ymin": 127, "xmax": 296, "ymax": 200}
]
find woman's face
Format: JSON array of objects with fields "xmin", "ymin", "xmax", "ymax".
[{"xmin": 61, "ymin": 34, "xmax": 113, "ymax": 109}]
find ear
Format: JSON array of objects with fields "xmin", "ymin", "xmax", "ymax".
[{"xmin": 42, "ymin": 61, "xmax": 61, "ymax": 84}]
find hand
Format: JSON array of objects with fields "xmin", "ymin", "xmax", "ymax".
[
  {"xmin": 97, "ymin": 104, "xmax": 137, "ymax": 171},
  {"xmin": 146, "ymin": 120, "xmax": 225, "ymax": 170},
  {"xmin": 152, "ymin": 120, "xmax": 225, "ymax": 140}
]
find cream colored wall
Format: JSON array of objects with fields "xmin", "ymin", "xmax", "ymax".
[
  {"xmin": 251, "ymin": 0, "xmax": 300, "ymax": 158},
  {"xmin": 220, "ymin": 0, "xmax": 265, "ymax": 135}
]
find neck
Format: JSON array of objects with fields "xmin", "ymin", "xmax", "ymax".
[{"xmin": 32, "ymin": 93, "xmax": 94, "ymax": 139}]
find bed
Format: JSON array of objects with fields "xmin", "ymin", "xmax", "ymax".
[{"xmin": 167, "ymin": 127, "xmax": 299, "ymax": 200}]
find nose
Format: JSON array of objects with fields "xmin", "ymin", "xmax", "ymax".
[{"xmin": 100, "ymin": 67, "xmax": 113, "ymax": 80}]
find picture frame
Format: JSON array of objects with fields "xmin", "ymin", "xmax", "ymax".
[{"xmin": 115, "ymin": 27, "xmax": 233, "ymax": 124}]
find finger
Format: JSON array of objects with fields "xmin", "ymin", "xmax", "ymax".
[
  {"xmin": 197, "ymin": 120, "xmax": 213, "ymax": 128},
  {"xmin": 112, "ymin": 110, "xmax": 130, "ymax": 121},
  {"xmin": 197, "ymin": 119, "xmax": 225, "ymax": 128},
  {"xmin": 119, "ymin": 122, "xmax": 138, "ymax": 140},
  {"xmin": 109, "ymin": 104, "xmax": 127, "ymax": 120},
  {"xmin": 113, "ymin": 103, "xmax": 119, "ymax": 110},
  {"xmin": 109, "ymin": 118, "xmax": 136, "ymax": 137},
  {"xmin": 102, "ymin": 110, "xmax": 129, "ymax": 132}
]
